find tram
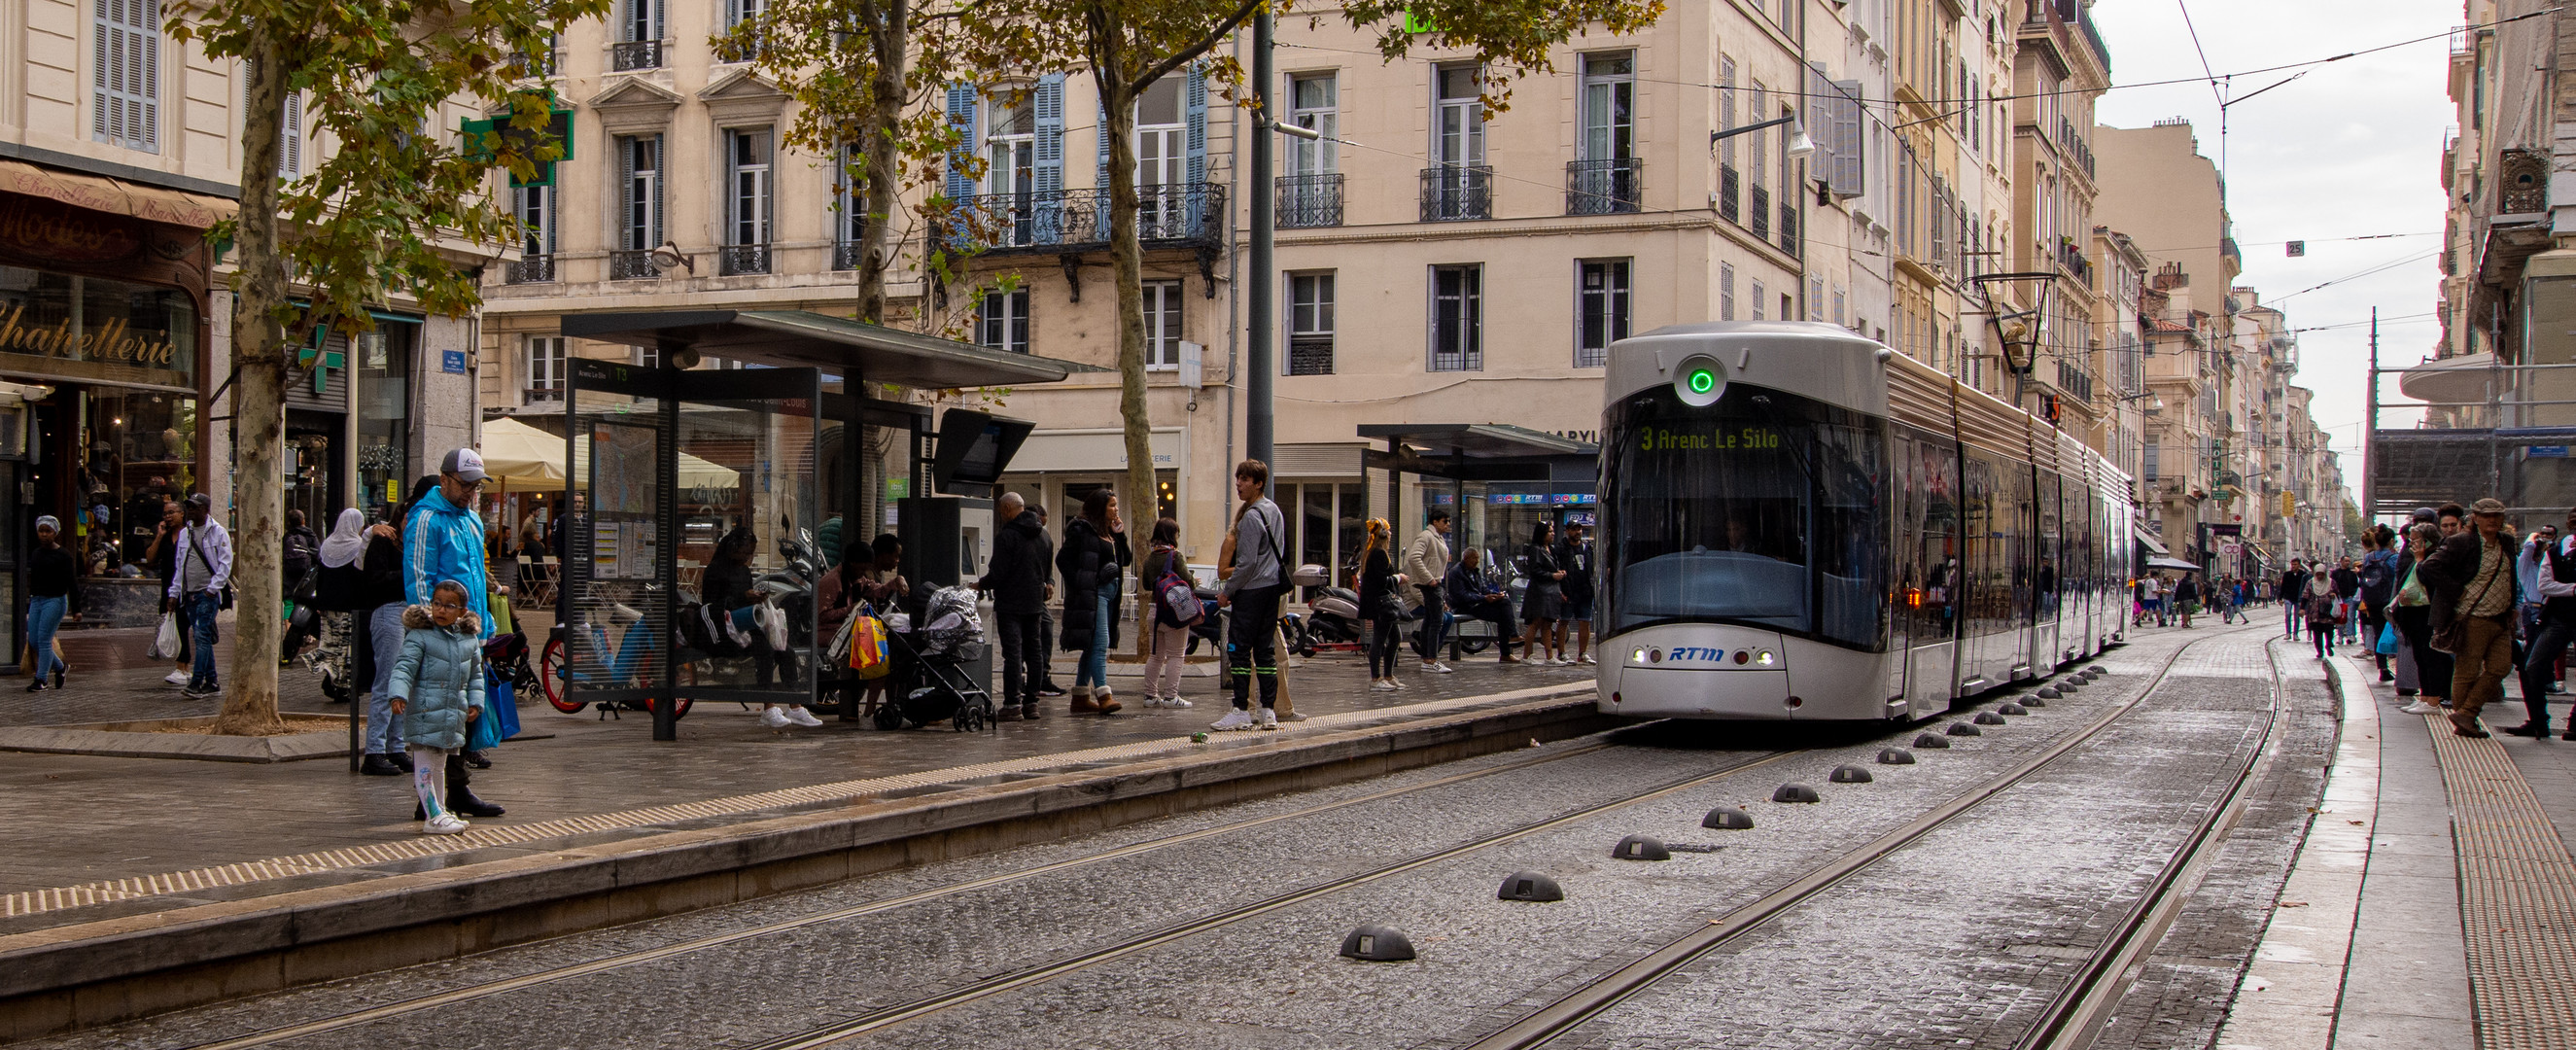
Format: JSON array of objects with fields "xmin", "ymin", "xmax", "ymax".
[{"xmin": 1594, "ymin": 321, "xmax": 2133, "ymax": 722}]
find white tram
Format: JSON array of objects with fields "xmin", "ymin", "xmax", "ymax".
[{"xmin": 1594, "ymin": 322, "xmax": 2134, "ymax": 722}]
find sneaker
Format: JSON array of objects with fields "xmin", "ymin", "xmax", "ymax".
[
  {"xmin": 1419, "ymin": 662, "xmax": 1444, "ymax": 675},
  {"xmin": 1257, "ymin": 707, "xmax": 1280, "ymax": 730},
  {"xmin": 1580, "ymin": 654, "xmax": 1597, "ymax": 665},
  {"xmin": 784, "ymin": 707, "xmax": 825, "ymax": 727},
  {"xmin": 360, "ymin": 753, "xmax": 404, "ymax": 777},
  {"xmin": 1434, "ymin": 662, "xmax": 1455, "ymax": 674},
  {"xmin": 1138, "ymin": 696, "xmax": 1164, "ymax": 709},
  {"xmin": 2400, "ymin": 701, "xmax": 2440, "ymax": 715},
  {"xmin": 1373, "ymin": 680, "xmax": 1399, "ymax": 691},
  {"xmin": 1166, "ymin": 696, "xmax": 1193, "ymax": 709},
  {"xmin": 761, "ymin": 707, "xmax": 790, "ymax": 728},
  {"xmin": 183, "ymin": 687, "xmax": 216, "ymax": 700},
  {"xmin": 1282, "ymin": 710, "xmax": 1307, "ymax": 721},
  {"xmin": 164, "ymin": 670, "xmax": 191, "ymax": 686},
  {"xmin": 1211, "ymin": 709, "xmax": 1257, "ymax": 732},
  {"xmin": 1390, "ymin": 679, "xmax": 1410, "ymax": 690},
  {"xmin": 421, "ymin": 814, "xmax": 469, "ymax": 835}
]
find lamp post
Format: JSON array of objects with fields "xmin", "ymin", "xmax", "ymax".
[
  {"xmin": 1242, "ymin": 11, "xmax": 1326, "ymax": 491},
  {"xmin": 1968, "ymin": 271, "xmax": 2058, "ymax": 420},
  {"xmin": 1710, "ymin": 114, "xmax": 1818, "ymax": 158}
]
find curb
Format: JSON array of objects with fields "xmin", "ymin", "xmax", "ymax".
[{"xmin": 0, "ymin": 689, "xmax": 1614, "ymax": 1041}]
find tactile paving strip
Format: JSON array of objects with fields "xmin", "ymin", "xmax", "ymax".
[
  {"xmin": 3, "ymin": 685, "xmax": 1584, "ymax": 921},
  {"xmin": 2426, "ymin": 714, "xmax": 2576, "ymax": 1050}
]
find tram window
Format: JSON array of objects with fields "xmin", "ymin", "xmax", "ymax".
[{"xmin": 1812, "ymin": 420, "xmax": 1885, "ymax": 648}]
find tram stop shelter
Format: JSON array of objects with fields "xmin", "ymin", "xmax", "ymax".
[
  {"xmin": 552, "ymin": 310, "xmax": 1083, "ymax": 740},
  {"xmin": 1361, "ymin": 424, "xmax": 1599, "ymax": 660}
]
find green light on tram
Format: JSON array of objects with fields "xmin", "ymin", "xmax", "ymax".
[{"xmin": 1687, "ymin": 368, "xmax": 1717, "ymax": 395}]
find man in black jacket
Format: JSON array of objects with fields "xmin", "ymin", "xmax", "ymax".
[
  {"xmin": 979, "ymin": 492, "xmax": 1054, "ymax": 721},
  {"xmin": 2420, "ymin": 497, "xmax": 2522, "ymax": 737},
  {"xmin": 2279, "ymin": 560, "xmax": 2311, "ymax": 640},
  {"xmin": 2513, "ymin": 508, "xmax": 2576, "ymax": 739}
]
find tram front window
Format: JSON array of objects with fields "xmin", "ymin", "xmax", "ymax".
[{"xmin": 1600, "ymin": 384, "xmax": 1884, "ymax": 648}]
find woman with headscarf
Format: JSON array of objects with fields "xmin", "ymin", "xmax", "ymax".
[
  {"xmin": 703, "ymin": 526, "xmax": 821, "ymax": 728},
  {"xmin": 307, "ymin": 508, "xmax": 369, "ymax": 703},
  {"xmin": 24, "ymin": 514, "xmax": 77, "ymax": 691}
]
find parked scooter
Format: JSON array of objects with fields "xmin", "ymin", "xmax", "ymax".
[{"xmin": 1290, "ymin": 563, "xmax": 1362, "ymax": 657}]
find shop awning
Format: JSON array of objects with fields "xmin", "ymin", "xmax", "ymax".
[
  {"xmin": 2131, "ymin": 523, "xmax": 2170, "ymax": 556},
  {"xmin": 0, "ymin": 158, "xmax": 235, "ymax": 228},
  {"xmin": 558, "ymin": 309, "xmax": 1096, "ymax": 391}
]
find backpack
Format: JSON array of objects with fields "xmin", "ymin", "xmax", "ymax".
[
  {"xmin": 1154, "ymin": 561, "xmax": 1203, "ymax": 628},
  {"xmin": 2358, "ymin": 552, "xmax": 2395, "ymax": 605}
]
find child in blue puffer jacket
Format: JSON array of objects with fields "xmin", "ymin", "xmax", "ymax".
[{"xmin": 390, "ymin": 579, "xmax": 487, "ymax": 835}]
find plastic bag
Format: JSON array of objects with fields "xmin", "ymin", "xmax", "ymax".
[
  {"xmin": 148, "ymin": 612, "xmax": 180, "ymax": 661},
  {"xmin": 850, "ymin": 615, "xmax": 891, "ymax": 680},
  {"xmin": 2377, "ymin": 620, "xmax": 2399, "ymax": 656}
]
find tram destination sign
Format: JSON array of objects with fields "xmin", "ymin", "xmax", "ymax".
[{"xmin": 1636, "ymin": 425, "xmax": 1784, "ymax": 452}]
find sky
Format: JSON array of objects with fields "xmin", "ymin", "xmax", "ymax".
[{"xmin": 2088, "ymin": 0, "xmax": 2457, "ymax": 495}]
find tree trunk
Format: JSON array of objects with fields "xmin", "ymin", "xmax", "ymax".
[
  {"xmin": 1100, "ymin": 67, "xmax": 1162, "ymax": 658},
  {"xmin": 212, "ymin": 30, "xmax": 289, "ymax": 736},
  {"xmin": 855, "ymin": 0, "xmax": 908, "ymax": 325}
]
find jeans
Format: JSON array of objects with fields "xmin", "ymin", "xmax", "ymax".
[
  {"xmin": 1414, "ymin": 585, "xmax": 1447, "ymax": 661},
  {"xmin": 25, "ymin": 594, "xmax": 65, "ymax": 682},
  {"xmin": 2453, "ymin": 613, "xmax": 2516, "ymax": 720},
  {"xmin": 1227, "ymin": 584, "xmax": 1286, "ymax": 710},
  {"xmin": 2521, "ymin": 615, "xmax": 2576, "ymax": 730},
  {"xmin": 2284, "ymin": 600, "xmax": 2304, "ymax": 638},
  {"xmin": 186, "ymin": 591, "xmax": 221, "ymax": 691},
  {"xmin": 1076, "ymin": 592, "xmax": 1111, "ymax": 688},
  {"xmin": 996, "ymin": 612, "xmax": 1045, "ymax": 707},
  {"xmin": 366, "ymin": 602, "xmax": 407, "ymax": 753}
]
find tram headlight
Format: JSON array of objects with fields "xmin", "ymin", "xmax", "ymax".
[
  {"xmin": 1756, "ymin": 649, "xmax": 1777, "ymax": 667},
  {"xmin": 1673, "ymin": 354, "xmax": 1725, "ymax": 407},
  {"xmin": 1631, "ymin": 648, "xmax": 1649, "ymax": 664}
]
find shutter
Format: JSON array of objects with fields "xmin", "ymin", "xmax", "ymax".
[
  {"xmin": 649, "ymin": 134, "xmax": 663, "ymax": 245},
  {"xmin": 281, "ymin": 90, "xmax": 301, "ymax": 177},
  {"xmin": 651, "ymin": 0, "xmax": 664, "ymax": 38},
  {"xmin": 943, "ymin": 83, "xmax": 977, "ymax": 201},
  {"xmin": 1804, "ymin": 65, "xmax": 1835, "ymax": 202},
  {"xmin": 1832, "ymin": 79, "xmax": 1864, "ymax": 198},
  {"xmin": 1184, "ymin": 67, "xmax": 1207, "ymax": 231},
  {"xmin": 93, "ymin": 0, "xmax": 160, "ymax": 152},
  {"xmin": 135, "ymin": 0, "xmax": 158, "ymax": 150},
  {"xmin": 618, "ymin": 136, "xmax": 636, "ymax": 248},
  {"xmin": 1096, "ymin": 94, "xmax": 1110, "ymax": 233},
  {"xmin": 1033, "ymin": 75, "xmax": 1064, "ymax": 241}
]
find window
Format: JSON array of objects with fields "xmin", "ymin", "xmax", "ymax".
[
  {"xmin": 1576, "ymin": 259, "xmax": 1629, "ymax": 368},
  {"xmin": 1433, "ymin": 65, "xmax": 1484, "ymax": 166},
  {"xmin": 2143, "ymin": 439, "xmax": 2160, "ymax": 481},
  {"xmin": 1288, "ymin": 271, "xmax": 1335, "ymax": 375},
  {"xmin": 978, "ymin": 288, "xmax": 1029, "ymax": 354},
  {"xmin": 726, "ymin": 127, "xmax": 772, "ymax": 247},
  {"xmin": 1135, "ymin": 78, "xmax": 1184, "ymax": 189},
  {"xmin": 526, "ymin": 336, "xmax": 567, "ymax": 402},
  {"xmin": 1720, "ymin": 263, "xmax": 1735, "ymax": 322},
  {"xmin": 1781, "ymin": 293, "xmax": 1793, "ymax": 322},
  {"xmin": 1717, "ymin": 56, "xmax": 1737, "ymax": 171},
  {"xmin": 1752, "ymin": 279, "xmax": 1765, "ymax": 321},
  {"xmin": 514, "ymin": 185, "xmax": 555, "ymax": 256},
  {"xmin": 1579, "ymin": 53, "xmax": 1633, "ymax": 162},
  {"xmin": 832, "ymin": 145, "xmax": 866, "ymax": 269},
  {"xmin": 987, "ymin": 93, "xmax": 1034, "ymax": 196},
  {"xmin": 616, "ymin": 134, "xmax": 663, "ymax": 251},
  {"xmin": 624, "ymin": 0, "xmax": 661, "ymax": 42},
  {"xmin": 1287, "ymin": 74, "xmax": 1337, "ymax": 175},
  {"xmin": 1748, "ymin": 81, "xmax": 1768, "ymax": 197},
  {"xmin": 1142, "ymin": 279, "xmax": 1183, "ymax": 368},
  {"xmin": 724, "ymin": 0, "xmax": 762, "ymax": 57},
  {"xmin": 615, "ymin": 0, "xmax": 664, "ymax": 68},
  {"xmin": 1429, "ymin": 264, "xmax": 1482, "ymax": 371},
  {"xmin": 1808, "ymin": 277, "xmax": 1824, "ymax": 322},
  {"xmin": 93, "ymin": 0, "xmax": 160, "ymax": 152},
  {"xmin": 1831, "ymin": 285, "xmax": 1846, "ymax": 327}
]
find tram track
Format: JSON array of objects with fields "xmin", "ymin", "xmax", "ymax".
[{"xmin": 1459, "ymin": 622, "xmax": 2285, "ymax": 1050}]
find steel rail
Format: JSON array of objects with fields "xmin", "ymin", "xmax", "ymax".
[
  {"xmin": 189, "ymin": 734, "xmax": 1635, "ymax": 1050},
  {"xmin": 1461, "ymin": 624, "xmax": 2262, "ymax": 1050}
]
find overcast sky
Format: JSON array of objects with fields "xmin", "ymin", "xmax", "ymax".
[{"xmin": 2089, "ymin": 0, "xmax": 2456, "ymax": 496}]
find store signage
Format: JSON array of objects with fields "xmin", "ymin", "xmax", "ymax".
[
  {"xmin": 2531, "ymin": 445, "xmax": 2567, "ymax": 458},
  {"xmin": 0, "ymin": 303, "xmax": 181, "ymax": 367},
  {"xmin": 0, "ymin": 195, "xmax": 139, "ymax": 264}
]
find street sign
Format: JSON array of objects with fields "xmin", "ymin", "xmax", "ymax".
[
  {"xmin": 441, "ymin": 349, "xmax": 467, "ymax": 374},
  {"xmin": 2532, "ymin": 445, "xmax": 2568, "ymax": 458}
]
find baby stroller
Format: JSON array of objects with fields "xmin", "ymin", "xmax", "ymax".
[{"xmin": 875, "ymin": 585, "xmax": 994, "ymax": 732}]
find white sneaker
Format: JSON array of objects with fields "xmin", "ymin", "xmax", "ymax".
[
  {"xmin": 422, "ymin": 814, "xmax": 469, "ymax": 835},
  {"xmin": 1373, "ymin": 680, "xmax": 1399, "ymax": 691},
  {"xmin": 1282, "ymin": 711, "xmax": 1307, "ymax": 721},
  {"xmin": 784, "ymin": 706, "xmax": 824, "ymax": 727},
  {"xmin": 1419, "ymin": 662, "xmax": 1444, "ymax": 675},
  {"xmin": 1138, "ymin": 696, "xmax": 1163, "ymax": 709},
  {"xmin": 1579, "ymin": 654, "xmax": 1596, "ymax": 665},
  {"xmin": 1390, "ymin": 679, "xmax": 1410, "ymax": 690},
  {"xmin": 164, "ymin": 670, "xmax": 190, "ymax": 685},
  {"xmin": 1211, "ymin": 709, "xmax": 1257, "ymax": 732},
  {"xmin": 2400, "ymin": 701, "xmax": 2440, "ymax": 715},
  {"xmin": 1433, "ymin": 662, "xmax": 1455, "ymax": 674},
  {"xmin": 1166, "ymin": 696, "xmax": 1193, "ymax": 709},
  {"xmin": 1257, "ymin": 708, "xmax": 1280, "ymax": 730},
  {"xmin": 762, "ymin": 706, "xmax": 790, "ymax": 728}
]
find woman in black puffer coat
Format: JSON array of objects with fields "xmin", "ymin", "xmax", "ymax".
[{"xmin": 1056, "ymin": 489, "xmax": 1131, "ymax": 714}]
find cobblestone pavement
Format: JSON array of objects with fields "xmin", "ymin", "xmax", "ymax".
[
  {"xmin": 17, "ymin": 622, "xmax": 2321, "ymax": 1050},
  {"xmin": 0, "ymin": 612, "xmax": 1593, "ymax": 905}
]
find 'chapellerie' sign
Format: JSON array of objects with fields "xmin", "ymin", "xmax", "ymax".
[{"xmin": 0, "ymin": 269, "xmax": 196, "ymax": 389}]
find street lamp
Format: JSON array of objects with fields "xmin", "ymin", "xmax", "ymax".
[
  {"xmin": 1711, "ymin": 114, "xmax": 1816, "ymax": 159},
  {"xmin": 1967, "ymin": 270, "xmax": 2058, "ymax": 421}
]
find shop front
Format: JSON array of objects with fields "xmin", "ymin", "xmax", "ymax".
[{"xmin": 0, "ymin": 173, "xmax": 226, "ymax": 633}]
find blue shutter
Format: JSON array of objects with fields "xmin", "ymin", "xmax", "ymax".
[
  {"xmin": 943, "ymin": 83, "xmax": 978, "ymax": 202},
  {"xmin": 1184, "ymin": 67, "xmax": 1208, "ymax": 231},
  {"xmin": 1096, "ymin": 93, "xmax": 1111, "ymax": 236},
  {"xmin": 1034, "ymin": 74, "xmax": 1065, "ymax": 242}
]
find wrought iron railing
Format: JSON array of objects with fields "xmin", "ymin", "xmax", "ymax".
[
  {"xmin": 832, "ymin": 241, "xmax": 866, "ymax": 271},
  {"xmin": 1288, "ymin": 335, "xmax": 1334, "ymax": 376},
  {"xmin": 610, "ymin": 40, "xmax": 661, "ymax": 71},
  {"xmin": 505, "ymin": 255, "xmax": 555, "ymax": 284},
  {"xmin": 1750, "ymin": 185, "xmax": 1771, "ymax": 240},
  {"xmin": 1566, "ymin": 158, "xmax": 1642, "ymax": 216},
  {"xmin": 941, "ymin": 184, "xmax": 1226, "ymax": 253},
  {"xmin": 1277, "ymin": 174, "xmax": 1343, "ymax": 228},
  {"xmin": 717, "ymin": 243, "xmax": 769, "ymax": 276},
  {"xmin": 608, "ymin": 249, "xmax": 658, "ymax": 280},
  {"xmin": 1778, "ymin": 199, "xmax": 1798, "ymax": 256},
  {"xmin": 1419, "ymin": 164, "xmax": 1493, "ymax": 222},
  {"xmin": 1718, "ymin": 165, "xmax": 1740, "ymax": 223}
]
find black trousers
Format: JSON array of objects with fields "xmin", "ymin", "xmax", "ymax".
[
  {"xmin": 1369, "ymin": 613, "xmax": 1400, "ymax": 678},
  {"xmin": 2523, "ymin": 615, "xmax": 2576, "ymax": 730},
  {"xmin": 1413, "ymin": 585, "xmax": 1447, "ymax": 659},
  {"xmin": 1228, "ymin": 584, "xmax": 1286, "ymax": 710},
  {"xmin": 995, "ymin": 612, "xmax": 1046, "ymax": 707},
  {"xmin": 2392, "ymin": 605, "xmax": 2453, "ymax": 699}
]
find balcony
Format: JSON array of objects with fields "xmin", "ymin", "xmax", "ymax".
[
  {"xmin": 1277, "ymin": 173, "xmax": 1342, "ymax": 228},
  {"xmin": 1718, "ymin": 165, "xmax": 1740, "ymax": 223},
  {"xmin": 1419, "ymin": 164, "xmax": 1493, "ymax": 222},
  {"xmin": 504, "ymin": 255, "xmax": 555, "ymax": 284},
  {"xmin": 942, "ymin": 184, "xmax": 1226, "ymax": 255},
  {"xmin": 1565, "ymin": 158, "xmax": 1642, "ymax": 216},
  {"xmin": 832, "ymin": 241, "xmax": 866, "ymax": 271},
  {"xmin": 1750, "ymin": 185, "xmax": 1771, "ymax": 241},
  {"xmin": 610, "ymin": 40, "xmax": 661, "ymax": 71},
  {"xmin": 505, "ymin": 50, "xmax": 560, "ymax": 79},
  {"xmin": 2055, "ymin": 242, "xmax": 2094, "ymax": 285},
  {"xmin": 608, "ymin": 249, "xmax": 658, "ymax": 280},
  {"xmin": 524, "ymin": 386, "xmax": 563, "ymax": 405},
  {"xmin": 717, "ymin": 243, "xmax": 769, "ymax": 276}
]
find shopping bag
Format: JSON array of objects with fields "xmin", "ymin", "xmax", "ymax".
[
  {"xmin": 148, "ymin": 612, "xmax": 180, "ymax": 661},
  {"xmin": 850, "ymin": 614, "xmax": 892, "ymax": 680},
  {"xmin": 487, "ymin": 592, "xmax": 514, "ymax": 636},
  {"xmin": 2377, "ymin": 621, "xmax": 2399, "ymax": 656},
  {"xmin": 490, "ymin": 678, "xmax": 521, "ymax": 742},
  {"xmin": 467, "ymin": 700, "xmax": 502, "ymax": 751},
  {"xmin": 824, "ymin": 607, "xmax": 857, "ymax": 668}
]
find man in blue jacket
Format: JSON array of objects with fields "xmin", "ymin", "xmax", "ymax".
[{"xmin": 406, "ymin": 448, "xmax": 495, "ymax": 642}]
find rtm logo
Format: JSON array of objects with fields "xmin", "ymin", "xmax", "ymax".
[{"xmin": 1667, "ymin": 647, "xmax": 1727, "ymax": 662}]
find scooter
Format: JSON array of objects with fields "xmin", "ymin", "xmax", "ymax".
[{"xmin": 1291, "ymin": 564, "xmax": 1364, "ymax": 657}]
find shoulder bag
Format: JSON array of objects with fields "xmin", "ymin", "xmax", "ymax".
[{"xmin": 2431, "ymin": 546, "xmax": 2503, "ymax": 654}]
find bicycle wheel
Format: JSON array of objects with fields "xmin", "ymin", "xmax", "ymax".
[
  {"xmin": 647, "ymin": 694, "xmax": 693, "ymax": 720},
  {"xmin": 540, "ymin": 637, "xmax": 584, "ymax": 714}
]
